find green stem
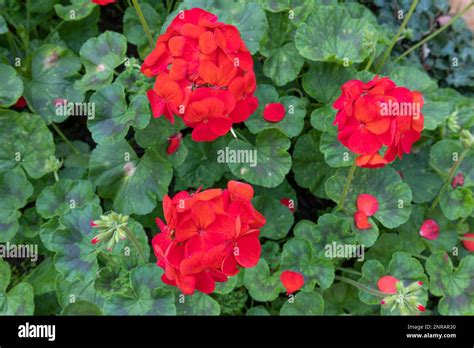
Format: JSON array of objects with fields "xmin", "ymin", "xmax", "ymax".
[
  {"xmin": 50, "ymin": 123, "xmax": 81, "ymax": 155},
  {"xmin": 375, "ymin": 0, "xmax": 419, "ymax": 72},
  {"xmin": 430, "ymin": 148, "xmax": 470, "ymax": 210},
  {"xmin": 459, "ymin": 235, "xmax": 474, "ymax": 241},
  {"xmin": 285, "ymin": 87, "xmax": 303, "ymax": 99},
  {"xmin": 45, "ymin": 20, "xmax": 65, "ymax": 42},
  {"xmin": 336, "ymin": 267, "xmax": 362, "ymax": 277},
  {"xmin": 336, "ymin": 161, "xmax": 357, "ymax": 212},
  {"xmin": 123, "ymin": 227, "xmax": 148, "ymax": 264},
  {"xmin": 131, "ymin": 0, "xmax": 155, "ymax": 49},
  {"xmin": 364, "ymin": 48, "xmax": 377, "ymax": 71},
  {"xmin": 396, "ymin": 2, "xmax": 474, "ymax": 63},
  {"xmin": 410, "ymin": 253, "xmax": 428, "ymax": 261},
  {"xmin": 53, "ymin": 171, "xmax": 59, "ymax": 182},
  {"xmin": 231, "ymin": 127, "xmax": 252, "ymax": 144},
  {"xmin": 335, "ymin": 275, "xmax": 388, "ymax": 298}
]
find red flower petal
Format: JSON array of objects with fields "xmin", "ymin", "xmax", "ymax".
[
  {"xmin": 354, "ymin": 210, "xmax": 372, "ymax": 230},
  {"xmin": 462, "ymin": 233, "xmax": 474, "ymax": 252},
  {"xmin": 377, "ymin": 275, "xmax": 399, "ymax": 294},
  {"xmin": 419, "ymin": 219, "xmax": 439, "ymax": 240},
  {"xmin": 280, "ymin": 270, "xmax": 304, "ymax": 294},
  {"xmin": 263, "ymin": 102, "xmax": 285, "ymax": 123},
  {"xmin": 356, "ymin": 193, "xmax": 379, "ymax": 216}
]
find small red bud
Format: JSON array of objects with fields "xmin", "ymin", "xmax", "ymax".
[
  {"xmin": 417, "ymin": 304, "xmax": 426, "ymax": 312},
  {"xmin": 91, "ymin": 237, "xmax": 100, "ymax": 245}
]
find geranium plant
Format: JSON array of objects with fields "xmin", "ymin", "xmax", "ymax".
[{"xmin": 0, "ymin": 0, "xmax": 473, "ymax": 317}]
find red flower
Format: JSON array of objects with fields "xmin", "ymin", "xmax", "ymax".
[
  {"xmin": 13, "ymin": 96, "xmax": 27, "ymax": 109},
  {"xmin": 377, "ymin": 275, "xmax": 399, "ymax": 294},
  {"xmin": 280, "ymin": 270, "xmax": 304, "ymax": 294},
  {"xmin": 142, "ymin": 8, "xmax": 258, "ymax": 142},
  {"xmin": 452, "ymin": 172, "xmax": 465, "ymax": 188},
  {"xmin": 151, "ymin": 180, "xmax": 265, "ymax": 295},
  {"xmin": 91, "ymin": 0, "xmax": 116, "ymax": 5},
  {"xmin": 419, "ymin": 219, "xmax": 439, "ymax": 240},
  {"xmin": 263, "ymin": 102, "xmax": 285, "ymax": 123},
  {"xmin": 354, "ymin": 193, "xmax": 378, "ymax": 229},
  {"xmin": 462, "ymin": 233, "xmax": 474, "ymax": 252},
  {"xmin": 167, "ymin": 133, "xmax": 182, "ymax": 155},
  {"xmin": 333, "ymin": 76, "xmax": 424, "ymax": 168}
]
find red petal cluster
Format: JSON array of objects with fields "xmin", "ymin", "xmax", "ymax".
[
  {"xmin": 141, "ymin": 8, "xmax": 258, "ymax": 142},
  {"xmin": 333, "ymin": 76, "xmax": 424, "ymax": 168},
  {"xmin": 152, "ymin": 180, "xmax": 266, "ymax": 294},
  {"xmin": 354, "ymin": 193, "xmax": 379, "ymax": 230}
]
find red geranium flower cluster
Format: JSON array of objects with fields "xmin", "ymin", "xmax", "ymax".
[
  {"xmin": 141, "ymin": 8, "xmax": 258, "ymax": 142},
  {"xmin": 333, "ymin": 76, "xmax": 424, "ymax": 168},
  {"xmin": 152, "ymin": 181, "xmax": 266, "ymax": 294}
]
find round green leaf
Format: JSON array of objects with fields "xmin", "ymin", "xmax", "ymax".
[
  {"xmin": 75, "ymin": 31, "xmax": 127, "ymax": 91},
  {"xmin": 280, "ymin": 291, "xmax": 324, "ymax": 315},
  {"xmin": 177, "ymin": 292, "xmax": 220, "ymax": 315},
  {"xmin": 55, "ymin": 275, "xmax": 105, "ymax": 309},
  {"xmin": 246, "ymin": 306, "xmax": 270, "ymax": 315},
  {"xmin": 245, "ymin": 84, "xmax": 307, "ymax": 138},
  {"xmin": 430, "ymin": 140, "xmax": 474, "ymax": 187},
  {"xmin": 0, "ymin": 111, "xmax": 56, "ymax": 178},
  {"xmin": 88, "ymin": 84, "xmax": 150, "ymax": 144},
  {"xmin": 292, "ymin": 130, "xmax": 335, "ymax": 198},
  {"xmin": 104, "ymin": 264, "xmax": 176, "ymax": 315},
  {"xmin": 440, "ymin": 186, "xmax": 474, "ymax": 220},
  {"xmin": 61, "ymin": 301, "xmax": 103, "ymax": 315},
  {"xmin": 390, "ymin": 66, "xmax": 437, "ymax": 94},
  {"xmin": 263, "ymin": 43, "xmax": 304, "ymax": 86},
  {"xmin": 281, "ymin": 238, "xmax": 335, "ymax": 290},
  {"xmin": 0, "ymin": 282, "xmax": 35, "ymax": 315},
  {"xmin": 0, "ymin": 63, "xmax": 23, "ymax": 107},
  {"xmin": 295, "ymin": 4, "xmax": 376, "ymax": 64},
  {"xmin": 325, "ymin": 166, "xmax": 412, "ymax": 229},
  {"xmin": 123, "ymin": 3, "xmax": 164, "ymax": 47},
  {"xmin": 320, "ymin": 129, "xmax": 356, "ymax": 168},
  {"xmin": 228, "ymin": 129, "xmax": 291, "ymax": 188},
  {"xmin": 0, "ymin": 169, "xmax": 33, "ymax": 242},
  {"xmin": 54, "ymin": 0, "xmax": 96, "ymax": 21},
  {"xmin": 244, "ymin": 259, "xmax": 282, "ymax": 301},
  {"xmin": 36, "ymin": 179, "xmax": 99, "ymax": 219},
  {"xmin": 23, "ymin": 44, "xmax": 84, "ymax": 123},
  {"xmin": 252, "ymin": 195, "xmax": 294, "ymax": 240},
  {"xmin": 49, "ymin": 204, "xmax": 101, "ymax": 282},
  {"xmin": 175, "ymin": 135, "xmax": 228, "ymax": 189},
  {"xmin": 89, "ymin": 140, "xmax": 172, "ymax": 215},
  {"xmin": 426, "ymin": 253, "xmax": 474, "ymax": 315}
]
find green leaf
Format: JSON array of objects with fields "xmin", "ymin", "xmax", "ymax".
[
  {"xmin": 88, "ymin": 84, "xmax": 150, "ymax": 144},
  {"xmin": 54, "ymin": 0, "xmax": 96, "ymax": 21},
  {"xmin": 245, "ymin": 84, "xmax": 307, "ymax": 138},
  {"xmin": 280, "ymin": 291, "xmax": 324, "ymax": 315},
  {"xmin": 258, "ymin": 11, "xmax": 292, "ymax": 57},
  {"xmin": 393, "ymin": 142, "xmax": 443, "ymax": 204},
  {"xmin": 257, "ymin": 0, "xmax": 289, "ymax": 12},
  {"xmin": 365, "ymin": 233, "xmax": 402, "ymax": 268},
  {"xmin": 228, "ymin": 129, "xmax": 291, "ymax": 188},
  {"xmin": 89, "ymin": 140, "xmax": 172, "ymax": 215},
  {"xmin": 246, "ymin": 306, "xmax": 270, "ymax": 315},
  {"xmin": 0, "ymin": 259, "xmax": 35, "ymax": 315},
  {"xmin": 440, "ymin": 186, "xmax": 474, "ymax": 220},
  {"xmin": 56, "ymin": 275, "xmax": 105, "ymax": 308},
  {"xmin": 177, "ymin": 292, "xmax": 220, "ymax": 315},
  {"xmin": 302, "ymin": 63, "xmax": 354, "ymax": 104},
  {"xmin": 294, "ymin": 214, "xmax": 357, "ymax": 259},
  {"xmin": 175, "ymin": 135, "xmax": 228, "ymax": 189},
  {"xmin": 0, "ymin": 169, "xmax": 33, "ymax": 242},
  {"xmin": 390, "ymin": 66, "xmax": 438, "ymax": 93},
  {"xmin": 244, "ymin": 259, "xmax": 282, "ymax": 301},
  {"xmin": 0, "ymin": 63, "xmax": 23, "ymax": 107},
  {"xmin": 59, "ymin": 9, "xmax": 100, "ymax": 53},
  {"xmin": 263, "ymin": 43, "xmax": 304, "ymax": 86},
  {"xmin": 295, "ymin": 4, "xmax": 376, "ymax": 64},
  {"xmin": 292, "ymin": 130, "xmax": 335, "ymax": 199},
  {"xmin": 0, "ymin": 15, "xmax": 7, "ymax": 34},
  {"xmin": 23, "ymin": 44, "xmax": 84, "ymax": 123},
  {"xmin": 75, "ymin": 31, "xmax": 127, "ymax": 91},
  {"xmin": 0, "ymin": 111, "xmax": 56, "ymax": 178},
  {"xmin": 426, "ymin": 253, "xmax": 474, "ymax": 315},
  {"xmin": 61, "ymin": 301, "xmax": 103, "ymax": 315},
  {"xmin": 325, "ymin": 166, "xmax": 412, "ymax": 229},
  {"xmin": 183, "ymin": 0, "xmax": 267, "ymax": 54},
  {"xmin": 359, "ymin": 252, "xmax": 427, "ymax": 308},
  {"xmin": 323, "ymin": 282, "xmax": 373, "ymax": 315},
  {"xmin": 36, "ymin": 179, "xmax": 99, "ymax": 219},
  {"xmin": 49, "ymin": 204, "xmax": 101, "ymax": 282},
  {"xmin": 430, "ymin": 140, "xmax": 474, "ymax": 187},
  {"xmin": 396, "ymin": 205, "xmax": 426, "ymax": 255},
  {"xmin": 281, "ymin": 238, "xmax": 335, "ymax": 290},
  {"xmin": 135, "ymin": 116, "xmax": 186, "ymax": 148},
  {"xmin": 123, "ymin": 3, "xmax": 164, "ymax": 48},
  {"xmin": 320, "ymin": 129, "xmax": 356, "ymax": 168},
  {"xmin": 104, "ymin": 264, "xmax": 176, "ymax": 315},
  {"xmin": 252, "ymin": 195, "xmax": 294, "ymax": 239}
]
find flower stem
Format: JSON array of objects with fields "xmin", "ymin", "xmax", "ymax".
[
  {"xmin": 430, "ymin": 148, "xmax": 470, "ymax": 210},
  {"xmin": 232, "ymin": 127, "xmax": 252, "ymax": 144},
  {"xmin": 53, "ymin": 171, "xmax": 59, "ymax": 182},
  {"xmin": 131, "ymin": 0, "xmax": 155, "ymax": 49},
  {"xmin": 123, "ymin": 226, "xmax": 148, "ymax": 264},
  {"xmin": 375, "ymin": 0, "xmax": 419, "ymax": 72},
  {"xmin": 335, "ymin": 275, "xmax": 388, "ymax": 298},
  {"xmin": 50, "ymin": 123, "xmax": 81, "ymax": 155},
  {"xmin": 396, "ymin": 1, "xmax": 474, "ymax": 63},
  {"xmin": 336, "ymin": 267, "xmax": 362, "ymax": 277},
  {"xmin": 336, "ymin": 161, "xmax": 357, "ymax": 212}
]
